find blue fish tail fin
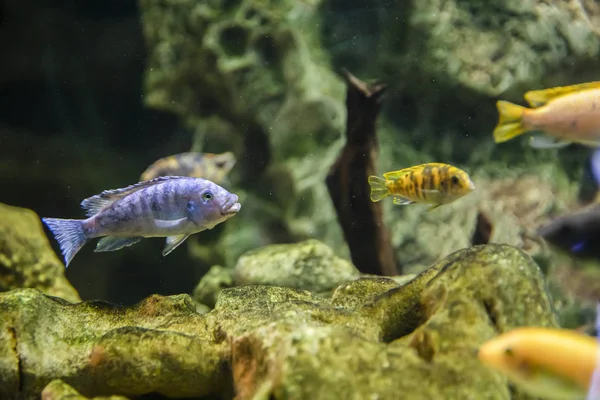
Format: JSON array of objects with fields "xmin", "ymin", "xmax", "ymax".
[
  {"xmin": 368, "ymin": 175, "xmax": 390, "ymax": 202},
  {"xmin": 42, "ymin": 218, "xmax": 89, "ymax": 268}
]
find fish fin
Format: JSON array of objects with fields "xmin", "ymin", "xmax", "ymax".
[
  {"xmin": 88, "ymin": 176, "xmax": 190, "ymax": 206},
  {"xmin": 80, "ymin": 197, "xmax": 115, "ymax": 217},
  {"xmin": 570, "ymin": 240, "xmax": 587, "ymax": 253},
  {"xmin": 94, "ymin": 236, "xmax": 142, "ymax": 252},
  {"xmin": 392, "ymin": 197, "xmax": 414, "ymax": 206},
  {"xmin": 42, "ymin": 218, "xmax": 89, "ymax": 268},
  {"xmin": 368, "ymin": 176, "xmax": 390, "ymax": 202},
  {"xmin": 163, "ymin": 234, "xmax": 191, "ymax": 256},
  {"xmin": 154, "ymin": 217, "xmax": 188, "ymax": 229},
  {"xmin": 528, "ymin": 135, "xmax": 572, "ymax": 149},
  {"xmin": 591, "ymin": 147, "xmax": 600, "ymax": 188},
  {"xmin": 493, "ymin": 101, "xmax": 528, "ymax": 143},
  {"xmin": 383, "ymin": 169, "xmax": 412, "ymax": 181},
  {"xmin": 427, "ymin": 204, "xmax": 441, "ymax": 212},
  {"xmin": 524, "ymin": 81, "xmax": 600, "ymax": 107}
]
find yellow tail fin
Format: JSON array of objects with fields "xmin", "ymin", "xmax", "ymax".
[
  {"xmin": 493, "ymin": 101, "xmax": 529, "ymax": 143},
  {"xmin": 368, "ymin": 176, "xmax": 390, "ymax": 202}
]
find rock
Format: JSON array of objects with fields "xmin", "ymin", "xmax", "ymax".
[
  {"xmin": 0, "ymin": 244, "xmax": 556, "ymax": 399},
  {"xmin": 139, "ymin": 0, "xmax": 350, "ymax": 266},
  {"xmin": 41, "ymin": 380, "xmax": 129, "ymax": 400},
  {"xmin": 233, "ymin": 239, "xmax": 361, "ymax": 293},
  {"xmin": 0, "ymin": 289, "xmax": 229, "ymax": 399},
  {"xmin": 192, "ymin": 264, "xmax": 234, "ymax": 308},
  {"xmin": 380, "ymin": 0, "xmax": 600, "ymax": 99},
  {"xmin": 0, "ymin": 203, "xmax": 80, "ymax": 303},
  {"xmin": 225, "ymin": 244, "xmax": 557, "ymax": 399}
]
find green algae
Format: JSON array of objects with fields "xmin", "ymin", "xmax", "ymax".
[
  {"xmin": 0, "ymin": 242, "xmax": 556, "ymax": 399},
  {"xmin": 0, "ymin": 203, "xmax": 80, "ymax": 303}
]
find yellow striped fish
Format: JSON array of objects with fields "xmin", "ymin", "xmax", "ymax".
[
  {"xmin": 367, "ymin": 163, "xmax": 475, "ymax": 211},
  {"xmin": 140, "ymin": 152, "xmax": 236, "ymax": 184}
]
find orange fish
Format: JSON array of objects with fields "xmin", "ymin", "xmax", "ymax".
[
  {"xmin": 493, "ymin": 81, "xmax": 600, "ymax": 149},
  {"xmin": 478, "ymin": 327, "xmax": 599, "ymax": 399}
]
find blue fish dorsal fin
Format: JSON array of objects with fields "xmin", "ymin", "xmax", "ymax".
[{"xmin": 80, "ymin": 176, "xmax": 191, "ymax": 217}]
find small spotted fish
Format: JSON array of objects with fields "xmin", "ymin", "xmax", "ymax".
[
  {"xmin": 43, "ymin": 176, "xmax": 241, "ymax": 267},
  {"xmin": 140, "ymin": 152, "xmax": 236, "ymax": 183},
  {"xmin": 367, "ymin": 163, "xmax": 475, "ymax": 211},
  {"xmin": 493, "ymin": 81, "xmax": 600, "ymax": 149}
]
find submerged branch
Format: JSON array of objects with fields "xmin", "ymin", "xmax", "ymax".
[{"xmin": 325, "ymin": 69, "xmax": 400, "ymax": 276}]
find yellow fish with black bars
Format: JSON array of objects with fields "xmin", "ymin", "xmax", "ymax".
[{"xmin": 368, "ymin": 163, "xmax": 475, "ymax": 211}]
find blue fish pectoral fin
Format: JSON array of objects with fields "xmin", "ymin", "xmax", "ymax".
[
  {"xmin": 528, "ymin": 135, "xmax": 572, "ymax": 149},
  {"xmin": 94, "ymin": 236, "xmax": 143, "ymax": 252},
  {"xmin": 392, "ymin": 197, "xmax": 414, "ymax": 206},
  {"xmin": 162, "ymin": 234, "xmax": 191, "ymax": 256},
  {"xmin": 154, "ymin": 217, "xmax": 188, "ymax": 229}
]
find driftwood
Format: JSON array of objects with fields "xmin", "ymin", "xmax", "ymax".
[
  {"xmin": 471, "ymin": 211, "xmax": 493, "ymax": 246},
  {"xmin": 325, "ymin": 69, "xmax": 400, "ymax": 276}
]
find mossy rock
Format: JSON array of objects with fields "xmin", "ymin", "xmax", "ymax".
[
  {"xmin": 0, "ymin": 243, "xmax": 555, "ymax": 399},
  {"xmin": 0, "ymin": 202, "xmax": 80, "ymax": 303}
]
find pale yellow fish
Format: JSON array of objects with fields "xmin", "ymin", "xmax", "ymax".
[
  {"xmin": 367, "ymin": 163, "xmax": 475, "ymax": 211},
  {"xmin": 493, "ymin": 81, "xmax": 600, "ymax": 149},
  {"xmin": 140, "ymin": 152, "xmax": 236, "ymax": 183},
  {"xmin": 478, "ymin": 327, "xmax": 600, "ymax": 400}
]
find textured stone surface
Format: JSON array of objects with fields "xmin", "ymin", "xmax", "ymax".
[
  {"xmin": 233, "ymin": 239, "xmax": 361, "ymax": 293},
  {"xmin": 0, "ymin": 203, "xmax": 80, "ymax": 303},
  {"xmin": 41, "ymin": 380, "xmax": 129, "ymax": 400},
  {"xmin": 0, "ymin": 244, "xmax": 556, "ymax": 399},
  {"xmin": 139, "ymin": 0, "xmax": 349, "ymax": 267}
]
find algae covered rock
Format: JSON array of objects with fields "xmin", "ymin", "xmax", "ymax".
[
  {"xmin": 0, "ymin": 203, "xmax": 80, "ymax": 303},
  {"xmin": 0, "ymin": 289, "xmax": 229, "ymax": 399},
  {"xmin": 41, "ymin": 380, "xmax": 129, "ymax": 400},
  {"xmin": 223, "ymin": 244, "xmax": 557, "ymax": 399},
  {"xmin": 233, "ymin": 239, "xmax": 361, "ymax": 293},
  {"xmin": 192, "ymin": 264, "xmax": 234, "ymax": 308},
  {"xmin": 1, "ymin": 243, "xmax": 556, "ymax": 399}
]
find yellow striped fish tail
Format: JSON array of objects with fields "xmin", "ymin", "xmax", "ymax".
[
  {"xmin": 493, "ymin": 101, "xmax": 529, "ymax": 143},
  {"xmin": 368, "ymin": 175, "xmax": 390, "ymax": 202}
]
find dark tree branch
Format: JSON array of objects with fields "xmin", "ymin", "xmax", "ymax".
[{"xmin": 325, "ymin": 69, "xmax": 400, "ymax": 276}]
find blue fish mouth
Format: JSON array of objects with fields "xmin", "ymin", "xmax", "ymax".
[{"xmin": 221, "ymin": 194, "xmax": 241, "ymax": 215}]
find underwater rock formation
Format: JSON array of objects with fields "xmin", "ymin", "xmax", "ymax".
[
  {"xmin": 233, "ymin": 239, "xmax": 361, "ymax": 293},
  {"xmin": 0, "ymin": 243, "xmax": 557, "ymax": 399},
  {"xmin": 373, "ymin": 0, "xmax": 600, "ymax": 98},
  {"xmin": 41, "ymin": 380, "xmax": 129, "ymax": 400},
  {"xmin": 139, "ymin": 0, "xmax": 349, "ymax": 266},
  {"xmin": 0, "ymin": 203, "xmax": 80, "ymax": 303},
  {"xmin": 0, "ymin": 290, "xmax": 229, "ymax": 399}
]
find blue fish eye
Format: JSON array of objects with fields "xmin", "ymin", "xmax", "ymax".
[{"xmin": 202, "ymin": 191, "xmax": 213, "ymax": 202}]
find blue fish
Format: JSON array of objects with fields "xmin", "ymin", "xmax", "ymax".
[
  {"xmin": 586, "ymin": 302, "xmax": 600, "ymax": 400},
  {"xmin": 43, "ymin": 176, "xmax": 241, "ymax": 267}
]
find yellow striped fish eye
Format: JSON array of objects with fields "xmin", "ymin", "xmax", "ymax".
[{"xmin": 451, "ymin": 175, "xmax": 460, "ymax": 185}]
